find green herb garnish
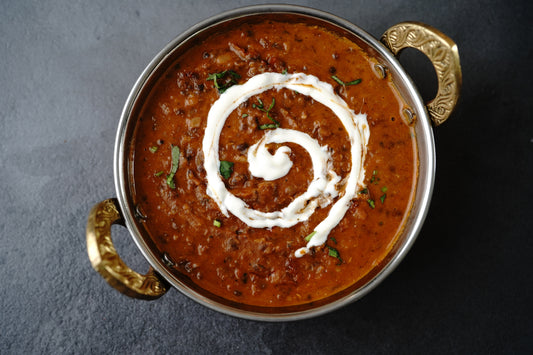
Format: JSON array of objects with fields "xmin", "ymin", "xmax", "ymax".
[
  {"xmin": 219, "ymin": 160, "xmax": 234, "ymax": 179},
  {"xmin": 242, "ymin": 113, "xmax": 248, "ymax": 118},
  {"xmin": 166, "ymin": 145, "xmax": 180, "ymax": 189},
  {"xmin": 370, "ymin": 170, "xmax": 379, "ymax": 184},
  {"xmin": 154, "ymin": 171, "xmax": 164, "ymax": 177},
  {"xmin": 304, "ymin": 231, "xmax": 317, "ymax": 242},
  {"xmin": 149, "ymin": 146, "xmax": 158, "ymax": 153},
  {"xmin": 345, "ymin": 79, "xmax": 362, "ymax": 85},
  {"xmin": 281, "ymin": 68, "xmax": 288, "ymax": 75},
  {"xmin": 331, "ymin": 75, "xmax": 362, "ymax": 86},
  {"xmin": 207, "ymin": 70, "xmax": 241, "ymax": 93},
  {"xmin": 327, "ymin": 245, "xmax": 343, "ymax": 263},
  {"xmin": 331, "ymin": 75, "xmax": 345, "ymax": 86},
  {"xmin": 213, "ymin": 219, "xmax": 221, "ymax": 228},
  {"xmin": 367, "ymin": 199, "xmax": 375, "ymax": 209},
  {"xmin": 327, "ymin": 246, "xmax": 340, "ymax": 258},
  {"xmin": 380, "ymin": 186, "xmax": 388, "ymax": 204},
  {"xmin": 253, "ymin": 97, "xmax": 279, "ymax": 129},
  {"xmin": 259, "ymin": 123, "xmax": 278, "ymax": 130},
  {"xmin": 359, "ymin": 187, "xmax": 368, "ymax": 194}
]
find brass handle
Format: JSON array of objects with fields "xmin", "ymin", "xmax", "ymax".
[
  {"xmin": 381, "ymin": 22, "xmax": 462, "ymax": 126},
  {"xmin": 86, "ymin": 198, "xmax": 168, "ymax": 300}
]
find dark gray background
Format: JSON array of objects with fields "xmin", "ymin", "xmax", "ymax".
[{"xmin": 1, "ymin": 0, "xmax": 532, "ymax": 353}]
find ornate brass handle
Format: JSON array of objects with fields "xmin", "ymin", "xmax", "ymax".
[
  {"xmin": 381, "ymin": 22, "xmax": 462, "ymax": 126},
  {"xmin": 86, "ymin": 198, "xmax": 168, "ymax": 300}
]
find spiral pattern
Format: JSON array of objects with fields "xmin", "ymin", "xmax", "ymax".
[{"xmin": 202, "ymin": 72, "xmax": 369, "ymax": 257}]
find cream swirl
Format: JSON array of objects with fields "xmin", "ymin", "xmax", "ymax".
[{"xmin": 202, "ymin": 72, "xmax": 369, "ymax": 257}]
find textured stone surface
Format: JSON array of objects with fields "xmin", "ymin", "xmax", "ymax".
[{"xmin": 1, "ymin": 0, "xmax": 532, "ymax": 353}]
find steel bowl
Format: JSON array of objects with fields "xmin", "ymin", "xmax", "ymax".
[{"xmin": 87, "ymin": 4, "xmax": 461, "ymax": 321}]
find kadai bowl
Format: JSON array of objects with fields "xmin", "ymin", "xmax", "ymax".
[{"xmin": 87, "ymin": 4, "xmax": 461, "ymax": 321}]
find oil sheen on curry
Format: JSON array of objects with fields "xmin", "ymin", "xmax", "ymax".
[{"xmin": 131, "ymin": 20, "xmax": 417, "ymax": 307}]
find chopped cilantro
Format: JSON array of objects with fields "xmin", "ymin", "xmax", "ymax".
[
  {"xmin": 304, "ymin": 231, "xmax": 316, "ymax": 242},
  {"xmin": 345, "ymin": 78, "xmax": 362, "ymax": 85},
  {"xmin": 331, "ymin": 75, "xmax": 362, "ymax": 86},
  {"xmin": 219, "ymin": 160, "xmax": 234, "ymax": 179},
  {"xmin": 253, "ymin": 97, "xmax": 279, "ymax": 128},
  {"xmin": 380, "ymin": 186, "xmax": 388, "ymax": 204},
  {"xmin": 166, "ymin": 145, "xmax": 180, "ymax": 189},
  {"xmin": 259, "ymin": 123, "xmax": 278, "ymax": 130},
  {"xmin": 370, "ymin": 170, "xmax": 380, "ymax": 184},
  {"xmin": 327, "ymin": 245, "xmax": 343, "ymax": 263},
  {"xmin": 328, "ymin": 246, "xmax": 340, "ymax": 258},
  {"xmin": 207, "ymin": 70, "xmax": 241, "ymax": 93}
]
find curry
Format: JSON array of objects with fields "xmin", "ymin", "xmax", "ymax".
[{"xmin": 130, "ymin": 20, "xmax": 417, "ymax": 307}]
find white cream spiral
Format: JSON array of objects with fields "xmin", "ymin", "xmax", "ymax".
[{"xmin": 202, "ymin": 72, "xmax": 369, "ymax": 257}]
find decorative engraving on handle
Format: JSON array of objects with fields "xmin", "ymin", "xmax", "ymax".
[
  {"xmin": 381, "ymin": 22, "xmax": 462, "ymax": 126},
  {"xmin": 86, "ymin": 198, "xmax": 168, "ymax": 300}
]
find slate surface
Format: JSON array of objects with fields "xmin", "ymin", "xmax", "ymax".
[{"xmin": 1, "ymin": 0, "xmax": 532, "ymax": 353}]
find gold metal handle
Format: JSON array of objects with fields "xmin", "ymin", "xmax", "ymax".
[
  {"xmin": 381, "ymin": 22, "xmax": 462, "ymax": 126},
  {"xmin": 86, "ymin": 198, "xmax": 168, "ymax": 300}
]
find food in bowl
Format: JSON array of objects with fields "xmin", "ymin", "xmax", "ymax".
[{"xmin": 129, "ymin": 19, "xmax": 417, "ymax": 307}]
